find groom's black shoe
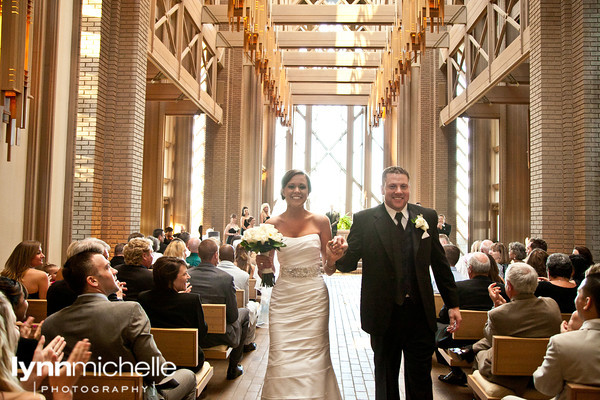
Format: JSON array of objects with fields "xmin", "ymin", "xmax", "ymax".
[
  {"xmin": 438, "ymin": 370, "xmax": 467, "ymax": 386},
  {"xmin": 243, "ymin": 342, "xmax": 257, "ymax": 353},
  {"xmin": 226, "ymin": 365, "xmax": 244, "ymax": 380}
]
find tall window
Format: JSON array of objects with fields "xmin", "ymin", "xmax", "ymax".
[{"xmin": 190, "ymin": 114, "xmax": 206, "ymax": 234}]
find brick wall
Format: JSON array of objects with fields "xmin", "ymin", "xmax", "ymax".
[
  {"xmin": 530, "ymin": 0, "xmax": 600, "ymax": 259},
  {"xmin": 73, "ymin": 0, "xmax": 149, "ymax": 248}
]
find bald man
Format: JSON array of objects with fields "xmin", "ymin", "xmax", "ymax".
[{"xmin": 186, "ymin": 237, "xmax": 201, "ymax": 267}]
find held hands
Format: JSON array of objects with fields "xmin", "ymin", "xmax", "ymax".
[
  {"xmin": 488, "ymin": 283, "xmax": 506, "ymax": 307},
  {"xmin": 327, "ymin": 236, "xmax": 347, "ymax": 262}
]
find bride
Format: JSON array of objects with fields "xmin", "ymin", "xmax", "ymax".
[{"xmin": 257, "ymin": 169, "xmax": 344, "ymax": 400}]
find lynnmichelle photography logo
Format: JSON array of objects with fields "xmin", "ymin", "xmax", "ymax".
[{"xmin": 13, "ymin": 356, "xmax": 176, "ymax": 393}]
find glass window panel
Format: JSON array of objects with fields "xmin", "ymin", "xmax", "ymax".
[
  {"xmin": 310, "ymin": 156, "xmax": 345, "ymax": 215},
  {"xmin": 293, "ymin": 107, "xmax": 306, "ymax": 170},
  {"xmin": 191, "ymin": 114, "xmax": 206, "ymax": 234},
  {"xmin": 370, "ymin": 125, "xmax": 384, "ymax": 202},
  {"xmin": 274, "ymin": 120, "xmax": 288, "ymax": 199},
  {"xmin": 352, "ymin": 182, "xmax": 363, "ymax": 213}
]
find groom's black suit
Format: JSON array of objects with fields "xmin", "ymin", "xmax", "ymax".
[{"xmin": 336, "ymin": 203, "xmax": 459, "ymax": 400}]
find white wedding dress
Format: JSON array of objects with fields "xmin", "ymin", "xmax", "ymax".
[{"xmin": 261, "ymin": 234, "xmax": 342, "ymax": 400}]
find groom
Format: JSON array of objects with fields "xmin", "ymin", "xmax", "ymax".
[{"xmin": 335, "ymin": 166, "xmax": 462, "ymax": 400}]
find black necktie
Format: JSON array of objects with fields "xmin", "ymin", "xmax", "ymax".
[{"xmin": 395, "ymin": 212, "xmax": 404, "ymax": 231}]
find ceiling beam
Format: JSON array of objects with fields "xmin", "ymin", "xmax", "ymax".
[
  {"xmin": 482, "ymin": 85, "xmax": 529, "ymax": 104},
  {"xmin": 202, "ymin": 4, "xmax": 466, "ymax": 26},
  {"xmin": 292, "ymin": 94, "xmax": 369, "ymax": 106},
  {"xmin": 286, "ymin": 68, "xmax": 377, "ymax": 83},
  {"xmin": 282, "ymin": 51, "xmax": 381, "ymax": 67},
  {"xmin": 290, "ymin": 82, "xmax": 372, "ymax": 95}
]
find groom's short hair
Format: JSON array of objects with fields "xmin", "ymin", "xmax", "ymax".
[{"xmin": 382, "ymin": 166, "xmax": 410, "ymax": 184}]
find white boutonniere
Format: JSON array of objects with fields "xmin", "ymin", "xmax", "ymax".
[{"xmin": 412, "ymin": 214, "xmax": 430, "ymax": 239}]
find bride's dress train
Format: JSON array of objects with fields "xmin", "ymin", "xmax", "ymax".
[{"xmin": 261, "ymin": 234, "xmax": 341, "ymax": 400}]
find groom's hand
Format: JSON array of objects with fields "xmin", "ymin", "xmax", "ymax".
[
  {"xmin": 446, "ymin": 307, "xmax": 462, "ymax": 333},
  {"xmin": 327, "ymin": 236, "xmax": 347, "ymax": 260}
]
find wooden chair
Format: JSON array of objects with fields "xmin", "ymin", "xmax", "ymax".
[
  {"xmin": 566, "ymin": 382, "xmax": 600, "ymax": 400},
  {"xmin": 201, "ymin": 304, "xmax": 232, "ymax": 359},
  {"xmin": 249, "ymin": 278, "xmax": 257, "ymax": 301},
  {"xmin": 236, "ymin": 288, "xmax": 245, "ymax": 308},
  {"xmin": 73, "ymin": 372, "xmax": 144, "ymax": 400},
  {"xmin": 434, "ymin": 294, "xmax": 443, "ymax": 315},
  {"xmin": 26, "ymin": 299, "xmax": 47, "ymax": 322},
  {"xmin": 467, "ymin": 336, "xmax": 551, "ymax": 400},
  {"xmin": 438, "ymin": 310, "xmax": 488, "ymax": 367},
  {"xmin": 151, "ymin": 327, "xmax": 214, "ymax": 396},
  {"xmin": 561, "ymin": 313, "xmax": 573, "ymax": 323}
]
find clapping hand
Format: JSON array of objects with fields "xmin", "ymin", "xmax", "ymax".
[
  {"xmin": 116, "ymin": 280, "xmax": 127, "ymax": 299},
  {"xmin": 488, "ymin": 283, "xmax": 506, "ymax": 307},
  {"xmin": 22, "ymin": 334, "xmax": 67, "ymax": 391},
  {"xmin": 47, "ymin": 339, "xmax": 92, "ymax": 400}
]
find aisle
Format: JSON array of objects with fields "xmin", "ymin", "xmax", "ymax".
[{"xmin": 199, "ymin": 274, "xmax": 473, "ymax": 400}]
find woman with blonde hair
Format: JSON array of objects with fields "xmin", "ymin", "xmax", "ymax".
[
  {"xmin": 164, "ymin": 239, "xmax": 188, "ymax": 261},
  {"xmin": 1, "ymin": 241, "xmax": 48, "ymax": 299},
  {"xmin": 260, "ymin": 203, "xmax": 271, "ymax": 223}
]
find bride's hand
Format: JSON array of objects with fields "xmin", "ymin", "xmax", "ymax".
[
  {"xmin": 256, "ymin": 254, "xmax": 274, "ymax": 271},
  {"xmin": 327, "ymin": 236, "xmax": 347, "ymax": 261}
]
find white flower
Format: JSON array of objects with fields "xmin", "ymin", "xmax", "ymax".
[
  {"xmin": 414, "ymin": 214, "xmax": 429, "ymax": 232},
  {"xmin": 240, "ymin": 224, "xmax": 286, "ymax": 253}
]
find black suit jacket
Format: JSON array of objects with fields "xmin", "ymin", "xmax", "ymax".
[
  {"xmin": 187, "ymin": 262, "xmax": 240, "ymax": 347},
  {"xmin": 336, "ymin": 203, "xmax": 459, "ymax": 335},
  {"xmin": 115, "ymin": 264, "xmax": 154, "ymax": 302},
  {"xmin": 438, "ymin": 275, "xmax": 507, "ymax": 324},
  {"xmin": 439, "ymin": 223, "xmax": 452, "ymax": 236}
]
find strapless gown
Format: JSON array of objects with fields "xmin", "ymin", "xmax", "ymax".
[{"xmin": 261, "ymin": 234, "xmax": 341, "ymax": 400}]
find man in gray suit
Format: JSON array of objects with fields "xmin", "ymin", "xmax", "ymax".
[
  {"xmin": 188, "ymin": 239, "xmax": 250, "ymax": 380},
  {"xmin": 472, "ymin": 263, "xmax": 562, "ymax": 394},
  {"xmin": 42, "ymin": 251, "xmax": 196, "ymax": 400}
]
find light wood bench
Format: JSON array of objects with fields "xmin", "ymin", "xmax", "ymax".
[
  {"xmin": 26, "ymin": 299, "xmax": 47, "ymax": 322},
  {"xmin": 72, "ymin": 372, "xmax": 144, "ymax": 400},
  {"xmin": 434, "ymin": 294, "xmax": 443, "ymax": 315},
  {"xmin": 467, "ymin": 336, "xmax": 551, "ymax": 400},
  {"xmin": 561, "ymin": 313, "xmax": 573, "ymax": 323},
  {"xmin": 151, "ymin": 327, "xmax": 214, "ymax": 397},
  {"xmin": 201, "ymin": 303, "xmax": 232, "ymax": 360},
  {"xmin": 566, "ymin": 382, "xmax": 600, "ymax": 400},
  {"xmin": 249, "ymin": 278, "xmax": 257, "ymax": 301},
  {"xmin": 438, "ymin": 310, "xmax": 488, "ymax": 367},
  {"xmin": 236, "ymin": 288, "xmax": 244, "ymax": 308}
]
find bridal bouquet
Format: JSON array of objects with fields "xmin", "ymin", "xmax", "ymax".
[{"xmin": 240, "ymin": 224, "xmax": 286, "ymax": 287}]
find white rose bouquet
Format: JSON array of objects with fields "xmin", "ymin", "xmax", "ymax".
[{"xmin": 240, "ymin": 224, "xmax": 286, "ymax": 287}]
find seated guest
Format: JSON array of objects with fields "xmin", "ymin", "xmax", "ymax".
[
  {"xmin": 431, "ymin": 244, "xmax": 466, "ymax": 294},
  {"xmin": 110, "ymin": 243, "xmax": 126, "ymax": 267},
  {"xmin": 188, "ymin": 239, "xmax": 250, "ymax": 380},
  {"xmin": 526, "ymin": 237, "xmax": 548, "ymax": 257},
  {"xmin": 217, "ymin": 244, "xmax": 257, "ymax": 351},
  {"xmin": 572, "ymin": 245, "xmax": 594, "ymax": 267},
  {"xmin": 164, "ymin": 239, "xmax": 187, "ymax": 261},
  {"xmin": 570, "ymin": 254, "xmax": 590, "ymax": 287},
  {"xmin": 116, "ymin": 238, "xmax": 155, "ymax": 301},
  {"xmin": 487, "ymin": 254, "xmax": 504, "ymax": 284},
  {"xmin": 48, "ymin": 238, "xmax": 124, "ymax": 315},
  {"xmin": 186, "ymin": 237, "xmax": 201, "ymax": 267},
  {"xmin": 41, "ymin": 264, "xmax": 60, "ymax": 284},
  {"xmin": 0, "ymin": 277, "xmax": 37, "ymax": 365},
  {"xmin": 42, "ymin": 251, "xmax": 196, "ymax": 400},
  {"xmin": 527, "ymin": 248, "xmax": 549, "ymax": 278},
  {"xmin": 164, "ymin": 226, "xmax": 174, "ymax": 246},
  {"xmin": 1, "ymin": 241, "xmax": 48, "ymax": 299},
  {"xmin": 508, "ymin": 242, "xmax": 526, "ymax": 263},
  {"xmin": 505, "ymin": 273, "xmax": 600, "ymax": 400},
  {"xmin": 139, "ymin": 257, "xmax": 207, "ymax": 369},
  {"xmin": 153, "ymin": 228, "xmax": 168, "ymax": 253},
  {"xmin": 146, "ymin": 236, "xmax": 162, "ymax": 264},
  {"xmin": 490, "ymin": 242, "xmax": 509, "ymax": 278},
  {"xmin": 437, "ymin": 252, "xmax": 507, "ymax": 386},
  {"xmin": 472, "ymin": 263, "xmax": 562, "ymax": 395},
  {"xmin": 535, "ymin": 253, "xmax": 577, "ymax": 313}
]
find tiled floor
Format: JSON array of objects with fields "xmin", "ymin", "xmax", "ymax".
[{"xmin": 200, "ymin": 274, "xmax": 473, "ymax": 399}]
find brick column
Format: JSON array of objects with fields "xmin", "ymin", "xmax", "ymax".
[
  {"xmin": 529, "ymin": 0, "xmax": 600, "ymax": 258},
  {"xmin": 73, "ymin": 0, "xmax": 149, "ymax": 246}
]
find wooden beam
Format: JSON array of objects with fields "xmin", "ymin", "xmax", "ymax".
[
  {"xmin": 461, "ymin": 103, "xmax": 501, "ymax": 119},
  {"xmin": 290, "ymin": 82, "xmax": 371, "ymax": 95},
  {"xmin": 292, "ymin": 94, "xmax": 369, "ymax": 106},
  {"xmin": 483, "ymin": 85, "xmax": 529, "ymax": 104},
  {"xmin": 202, "ymin": 4, "xmax": 466, "ymax": 26},
  {"xmin": 286, "ymin": 68, "xmax": 376, "ymax": 83},
  {"xmin": 282, "ymin": 51, "xmax": 381, "ymax": 67}
]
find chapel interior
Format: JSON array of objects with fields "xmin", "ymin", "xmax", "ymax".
[{"xmin": 0, "ymin": 0, "xmax": 599, "ymax": 398}]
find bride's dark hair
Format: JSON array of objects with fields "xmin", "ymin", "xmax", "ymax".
[{"xmin": 280, "ymin": 169, "xmax": 312, "ymax": 199}]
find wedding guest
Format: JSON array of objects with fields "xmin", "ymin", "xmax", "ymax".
[
  {"xmin": 487, "ymin": 254, "xmax": 505, "ymax": 284},
  {"xmin": 526, "ymin": 237, "xmax": 548, "ymax": 256},
  {"xmin": 572, "ymin": 245, "xmax": 594, "ymax": 267},
  {"xmin": 1, "ymin": 241, "xmax": 48, "ymax": 299},
  {"xmin": 0, "ymin": 292, "xmax": 92, "ymax": 400},
  {"xmin": 153, "ymin": 228, "xmax": 168, "ymax": 253},
  {"xmin": 438, "ymin": 234, "xmax": 451, "ymax": 245},
  {"xmin": 479, "ymin": 239, "xmax": 493, "ymax": 255},
  {"xmin": 163, "ymin": 238, "xmax": 187, "ymax": 261},
  {"xmin": 570, "ymin": 254, "xmax": 589, "ymax": 286},
  {"xmin": 42, "ymin": 264, "xmax": 60, "ymax": 284},
  {"xmin": 240, "ymin": 207, "xmax": 250, "ymax": 234},
  {"xmin": 527, "ymin": 248, "xmax": 550, "ymax": 278},
  {"xmin": 260, "ymin": 203, "xmax": 271, "ymax": 223},
  {"xmin": 508, "ymin": 241, "xmax": 526, "ymax": 263},
  {"xmin": 186, "ymin": 237, "xmax": 201, "ymax": 267},
  {"xmin": 116, "ymin": 238, "xmax": 155, "ymax": 301},
  {"xmin": 110, "ymin": 243, "xmax": 126, "ymax": 267},
  {"xmin": 224, "ymin": 214, "xmax": 241, "ymax": 245},
  {"xmin": 139, "ymin": 257, "xmax": 207, "ymax": 369},
  {"xmin": 490, "ymin": 242, "xmax": 509, "ymax": 278},
  {"xmin": 437, "ymin": 214, "xmax": 451, "ymax": 236},
  {"xmin": 164, "ymin": 226, "xmax": 174, "ymax": 246},
  {"xmin": 431, "ymin": 244, "xmax": 465, "ymax": 294},
  {"xmin": 535, "ymin": 253, "xmax": 577, "ymax": 313}
]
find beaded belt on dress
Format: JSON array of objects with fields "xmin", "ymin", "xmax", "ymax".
[{"xmin": 279, "ymin": 264, "xmax": 321, "ymax": 278}]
